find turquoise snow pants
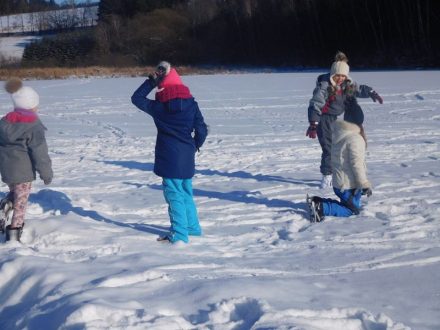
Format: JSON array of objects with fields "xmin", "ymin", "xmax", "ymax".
[{"xmin": 162, "ymin": 178, "xmax": 201, "ymax": 243}]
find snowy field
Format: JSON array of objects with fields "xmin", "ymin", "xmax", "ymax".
[
  {"xmin": 0, "ymin": 71, "xmax": 439, "ymax": 329},
  {"xmin": 0, "ymin": 35, "xmax": 41, "ymax": 60}
]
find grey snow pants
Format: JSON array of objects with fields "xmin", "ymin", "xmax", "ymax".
[{"xmin": 317, "ymin": 114, "xmax": 337, "ymax": 175}]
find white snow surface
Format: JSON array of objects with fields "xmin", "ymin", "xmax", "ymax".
[
  {"xmin": 0, "ymin": 35, "xmax": 41, "ymax": 60},
  {"xmin": 0, "ymin": 71, "xmax": 439, "ymax": 329}
]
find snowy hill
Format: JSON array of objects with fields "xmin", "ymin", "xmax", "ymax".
[
  {"xmin": 0, "ymin": 71, "xmax": 439, "ymax": 329},
  {"xmin": 0, "ymin": 6, "xmax": 97, "ymax": 61},
  {"xmin": 0, "ymin": 6, "xmax": 98, "ymax": 34}
]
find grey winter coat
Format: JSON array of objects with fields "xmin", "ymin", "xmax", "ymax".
[
  {"xmin": 331, "ymin": 120, "xmax": 371, "ymax": 191},
  {"xmin": 0, "ymin": 109, "xmax": 53, "ymax": 184},
  {"xmin": 308, "ymin": 73, "xmax": 372, "ymax": 123}
]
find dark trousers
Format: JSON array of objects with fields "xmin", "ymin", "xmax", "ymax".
[{"xmin": 317, "ymin": 114, "xmax": 337, "ymax": 175}]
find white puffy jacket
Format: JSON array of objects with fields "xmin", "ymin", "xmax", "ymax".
[{"xmin": 331, "ymin": 120, "xmax": 371, "ymax": 190}]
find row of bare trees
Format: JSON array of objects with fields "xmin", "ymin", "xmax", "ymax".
[
  {"xmin": 22, "ymin": 0, "xmax": 440, "ymax": 67},
  {"xmin": 0, "ymin": 0, "xmax": 57, "ymax": 15},
  {"xmin": 0, "ymin": 6, "xmax": 97, "ymax": 34},
  {"xmin": 0, "ymin": 0, "xmax": 99, "ymax": 35}
]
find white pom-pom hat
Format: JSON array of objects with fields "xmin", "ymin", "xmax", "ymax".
[
  {"xmin": 330, "ymin": 61, "xmax": 350, "ymax": 78},
  {"xmin": 11, "ymin": 86, "xmax": 39, "ymax": 110}
]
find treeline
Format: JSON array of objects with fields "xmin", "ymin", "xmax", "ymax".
[
  {"xmin": 0, "ymin": 0, "xmax": 96, "ymax": 15},
  {"xmin": 1, "ymin": 0, "xmax": 66, "ymax": 15},
  {"xmin": 22, "ymin": 0, "xmax": 440, "ymax": 68},
  {"xmin": 0, "ymin": 0, "xmax": 56, "ymax": 15}
]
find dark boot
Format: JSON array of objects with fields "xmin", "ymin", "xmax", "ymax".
[
  {"xmin": 5, "ymin": 225, "xmax": 23, "ymax": 242},
  {"xmin": 1, "ymin": 200, "xmax": 14, "ymax": 234},
  {"xmin": 313, "ymin": 199, "xmax": 324, "ymax": 222},
  {"xmin": 307, "ymin": 195, "xmax": 325, "ymax": 223}
]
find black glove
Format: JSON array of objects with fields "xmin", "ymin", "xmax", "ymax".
[
  {"xmin": 362, "ymin": 188, "xmax": 372, "ymax": 197},
  {"xmin": 306, "ymin": 123, "xmax": 317, "ymax": 139},
  {"xmin": 147, "ymin": 74, "xmax": 159, "ymax": 88},
  {"xmin": 369, "ymin": 90, "xmax": 383, "ymax": 104},
  {"xmin": 44, "ymin": 178, "xmax": 52, "ymax": 185}
]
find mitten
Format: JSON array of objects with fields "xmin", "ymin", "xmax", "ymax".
[
  {"xmin": 361, "ymin": 187, "xmax": 372, "ymax": 197},
  {"xmin": 147, "ymin": 74, "xmax": 158, "ymax": 88},
  {"xmin": 369, "ymin": 90, "xmax": 383, "ymax": 104},
  {"xmin": 306, "ymin": 122, "xmax": 318, "ymax": 139}
]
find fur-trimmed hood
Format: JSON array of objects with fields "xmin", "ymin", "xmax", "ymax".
[
  {"xmin": 331, "ymin": 120, "xmax": 370, "ymax": 190},
  {"xmin": 332, "ymin": 120, "xmax": 361, "ymax": 145}
]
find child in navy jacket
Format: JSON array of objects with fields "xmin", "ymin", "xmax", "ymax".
[{"xmin": 131, "ymin": 62, "xmax": 208, "ymax": 244}]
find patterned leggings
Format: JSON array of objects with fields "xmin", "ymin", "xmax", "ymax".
[{"xmin": 7, "ymin": 182, "xmax": 32, "ymax": 228}]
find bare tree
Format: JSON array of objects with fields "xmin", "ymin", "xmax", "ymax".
[{"xmin": 47, "ymin": 8, "xmax": 79, "ymax": 30}]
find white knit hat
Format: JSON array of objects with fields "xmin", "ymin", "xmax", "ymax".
[
  {"xmin": 330, "ymin": 61, "xmax": 350, "ymax": 77},
  {"xmin": 330, "ymin": 51, "xmax": 350, "ymax": 85},
  {"xmin": 11, "ymin": 86, "xmax": 40, "ymax": 110},
  {"xmin": 5, "ymin": 78, "xmax": 39, "ymax": 110}
]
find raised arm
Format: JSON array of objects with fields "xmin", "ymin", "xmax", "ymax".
[{"xmin": 131, "ymin": 78, "xmax": 156, "ymax": 116}]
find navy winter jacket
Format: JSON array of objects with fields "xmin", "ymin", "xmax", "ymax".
[{"xmin": 131, "ymin": 80, "xmax": 208, "ymax": 179}]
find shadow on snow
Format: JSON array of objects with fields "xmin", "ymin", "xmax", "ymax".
[
  {"xmin": 101, "ymin": 160, "xmax": 315, "ymax": 210},
  {"xmin": 102, "ymin": 160, "xmax": 318, "ymax": 187},
  {"xmin": 148, "ymin": 184, "xmax": 298, "ymax": 209},
  {"xmin": 0, "ymin": 190, "xmax": 168, "ymax": 236}
]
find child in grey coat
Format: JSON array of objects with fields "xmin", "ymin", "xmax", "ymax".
[
  {"xmin": 0, "ymin": 79, "xmax": 53, "ymax": 241},
  {"xmin": 306, "ymin": 51, "xmax": 383, "ymax": 189}
]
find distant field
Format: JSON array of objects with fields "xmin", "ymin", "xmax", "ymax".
[
  {"xmin": 0, "ymin": 65, "xmax": 234, "ymax": 80},
  {"xmin": 0, "ymin": 35, "xmax": 42, "ymax": 61}
]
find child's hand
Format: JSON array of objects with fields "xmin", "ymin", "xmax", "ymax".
[
  {"xmin": 369, "ymin": 90, "xmax": 383, "ymax": 104},
  {"xmin": 148, "ymin": 71, "xmax": 166, "ymax": 88},
  {"xmin": 147, "ymin": 74, "xmax": 159, "ymax": 88},
  {"xmin": 306, "ymin": 123, "xmax": 317, "ymax": 139}
]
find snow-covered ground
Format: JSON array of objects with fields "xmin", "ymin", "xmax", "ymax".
[{"xmin": 0, "ymin": 71, "xmax": 439, "ymax": 329}]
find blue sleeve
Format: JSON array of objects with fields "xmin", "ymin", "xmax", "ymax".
[
  {"xmin": 131, "ymin": 79, "xmax": 156, "ymax": 116},
  {"xmin": 193, "ymin": 102, "xmax": 208, "ymax": 149}
]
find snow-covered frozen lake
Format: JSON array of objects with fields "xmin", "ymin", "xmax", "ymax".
[
  {"xmin": 0, "ymin": 35, "xmax": 41, "ymax": 60},
  {"xmin": 0, "ymin": 71, "xmax": 439, "ymax": 329}
]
